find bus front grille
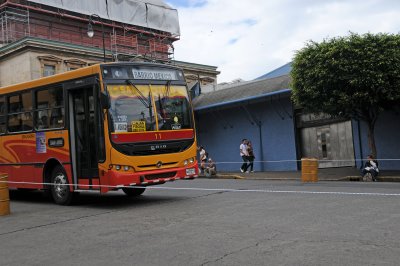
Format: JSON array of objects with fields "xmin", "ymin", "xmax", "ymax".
[
  {"xmin": 138, "ymin": 162, "xmax": 177, "ymax": 168},
  {"xmin": 114, "ymin": 139, "xmax": 194, "ymax": 156},
  {"xmin": 145, "ymin": 171, "xmax": 177, "ymax": 180}
]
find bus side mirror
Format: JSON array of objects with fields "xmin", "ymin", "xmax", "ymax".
[{"xmin": 100, "ymin": 91, "xmax": 110, "ymax": 109}]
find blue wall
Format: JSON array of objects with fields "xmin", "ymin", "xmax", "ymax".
[
  {"xmin": 195, "ymin": 96, "xmax": 297, "ymax": 172},
  {"xmin": 353, "ymin": 110, "xmax": 400, "ymax": 170},
  {"xmin": 196, "ymin": 97, "xmax": 400, "ymax": 172}
]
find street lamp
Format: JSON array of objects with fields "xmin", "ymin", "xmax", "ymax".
[{"xmin": 87, "ymin": 14, "xmax": 106, "ymax": 62}]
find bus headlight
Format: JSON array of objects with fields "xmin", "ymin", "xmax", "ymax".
[
  {"xmin": 110, "ymin": 165, "xmax": 132, "ymax": 171},
  {"xmin": 184, "ymin": 157, "xmax": 195, "ymax": 166}
]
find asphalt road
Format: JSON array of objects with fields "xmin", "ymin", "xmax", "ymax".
[{"xmin": 1, "ymin": 179, "xmax": 400, "ymax": 266}]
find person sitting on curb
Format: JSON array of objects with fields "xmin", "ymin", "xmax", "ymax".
[
  {"xmin": 204, "ymin": 158, "xmax": 217, "ymax": 177},
  {"xmin": 361, "ymin": 154, "xmax": 379, "ymax": 181}
]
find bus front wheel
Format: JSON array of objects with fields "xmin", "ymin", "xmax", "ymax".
[
  {"xmin": 122, "ymin": 187, "xmax": 146, "ymax": 197},
  {"xmin": 50, "ymin": 165, "xmax": 74, "ymax": 205}
]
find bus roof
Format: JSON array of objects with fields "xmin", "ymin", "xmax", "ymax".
[
  {"xmin": 0, "ymin": 62, "xmax": 182, "ymax": 95},
  {"xmin": 0, "ymin": 63, "xmax": 101, "ymax": 95}
]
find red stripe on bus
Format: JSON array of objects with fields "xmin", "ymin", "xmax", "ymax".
[{"xmin": 111, "ymin": 130, "xmax": 194, "ymax": 143}]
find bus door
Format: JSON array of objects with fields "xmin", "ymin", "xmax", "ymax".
[{"xmin": 65, "ymin": 77, "xmax": 104, "ymax": 189}]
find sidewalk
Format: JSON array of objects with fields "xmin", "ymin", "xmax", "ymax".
[{"xmin": 202, "ymin": 167, "xmax": 400, "ymax": 182}]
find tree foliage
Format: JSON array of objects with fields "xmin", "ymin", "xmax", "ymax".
[{"xmin": 291, "ymin": 32, "xmax": 400, "ymax": 157}]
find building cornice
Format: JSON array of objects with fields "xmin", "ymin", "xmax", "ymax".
[
  {"xmin": 0, "ymin": 37, "xmax": 111, "ymax": 61},
  {"xmin": 173, "ymin": 60, "xmax": 220, "ymax": 75}
]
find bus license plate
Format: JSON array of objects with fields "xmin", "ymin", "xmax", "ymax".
[{"xmin": 186, "ymin": 168, "xmax": 195, "ymax": 176}]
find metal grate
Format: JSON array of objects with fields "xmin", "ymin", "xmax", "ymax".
[{"xmin": 144, "ymin": 171, "xmax": 177, "ymax": 180}]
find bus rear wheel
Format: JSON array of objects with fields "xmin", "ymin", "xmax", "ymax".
[
  {"xmin": 50, "ymin": 165, "xmax": 74, "ymax": 205},
  {"xmin": 122, "ymin": 187, "xmax": 146, "ymax": 197}
]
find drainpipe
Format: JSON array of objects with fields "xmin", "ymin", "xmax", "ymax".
[
  {"xmin": 357, "ymin": 119, "xmax": 363, "ymax": 169},
  {"xmin": 257, "ymin": 121, "xmax": 264, "ymax": 172}
]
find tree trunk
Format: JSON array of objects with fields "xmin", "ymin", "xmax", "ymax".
[{"xmin": 366, "ymin": 120, "xmax": 377, "ymax": 159}]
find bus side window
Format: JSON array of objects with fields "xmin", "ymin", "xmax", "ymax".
[
  {"xmin": 22, "ymin": 92, "xmax": 33, "ymax": 131},
  {"xmin": 0, "ymin": 96, "xmax": 5, "ymax": 114},
  {"xmin": 0, "ymin": 116, "xmax": 5, "ymax": 134},
  {"xmin": 9, "ymin": 95, "xmax": 21, "ymax": 113},
  {"xmin": 50, "ymin": 108, "xmax": 64, "ymax": 128},
  {"xmin": 22, "ymin": 112, "xmax": 33, "ymax": 131},
  {"xmin": 7, "ymin": 92, "xmax": 33, "ymax": 133},
  {"xmin": 35, "ymin": 87, "xmax": 64, "ymax": 130},
  {"xmin": 0, "ymin": 96, "xmax": 5, "ymax": 134},
  {"xmin": 8, "ymin": 114, "xmax": 22, "ymax": 132},
  {"xmin": 36, "ymin": 89, "xmax": 50, "ymax": 130}
]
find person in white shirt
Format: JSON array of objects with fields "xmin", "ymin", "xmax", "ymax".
[
  {"xmin": 198, "ymin": 146, "xmax": 207, "ymax": 173},
  {"xmin": 239, "ymin": 139, "xmax": 249, "ymax": 173}
]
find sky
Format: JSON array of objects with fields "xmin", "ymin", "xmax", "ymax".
[{"xmin": 165, "ymin": 0, "xmax": 400, "ymax": 83}]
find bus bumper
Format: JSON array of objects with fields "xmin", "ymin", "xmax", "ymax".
[{"xmin": 101, "ymin": 165, "xmax": 198, "ymax": 193}]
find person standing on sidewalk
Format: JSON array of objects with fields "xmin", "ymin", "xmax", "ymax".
[
  {"xmin": 198, "ymin": 146, "xmax": 207, "ymax": 174},
  {"xmin": 247, "ymin": 140, "xmax": 255, "ymax": 173},
  {"xmin": 240, "ymin": 139, "xmax": 249, "ymax": 173}
]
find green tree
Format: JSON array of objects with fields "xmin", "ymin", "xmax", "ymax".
[{"xmin": 291, "ymin": 32, "xmax": 400, "ymax": 158}]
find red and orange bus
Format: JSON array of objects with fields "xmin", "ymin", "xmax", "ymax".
[{"xmin": 0, "ymin": 62, "xmax": 198, "ymax": 204}]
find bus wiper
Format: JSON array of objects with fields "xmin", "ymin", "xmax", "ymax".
[
  {"xmin": 126, "ymin": 79, "xmax": 150, "ymax": 108},
  {"xmin": 160, "ymin": 80, "xmax": 171, "ymax": 108},
  {"xmin": 166, "ymin": 80, "xmax": 171, "ymax": 97}
]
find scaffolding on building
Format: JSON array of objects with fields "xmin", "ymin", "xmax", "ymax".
[
  {"xmin": 0, "ymin": 1, "xmax": 176, "ymax": 61},
  {"xmin": 0, "ymin": 5, "xmax": 30, "ymax": 45}
]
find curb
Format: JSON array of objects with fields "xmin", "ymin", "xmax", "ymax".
[
  {"xmin": 217, "ymin": 174, "xmax": 245, "ymax": 179},
  {"xmin": 198, "ymin": 174, "xmax": 245, "ymax": 179},
  {"xmin": 341, "ymin": 176, "xmax": 400, "ymax": 182},
  {"xmin": 199, "ymin": 174, "xmax": 400, "ymax": 182}
]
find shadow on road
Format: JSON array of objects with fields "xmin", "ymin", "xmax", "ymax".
[{"xmin": 9, "ymin": 189, "xmax": 187, "ymax": 209}]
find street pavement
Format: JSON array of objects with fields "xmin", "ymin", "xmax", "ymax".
[{"xmin": 2, "ymin": 178, "xmax": 400, "ymax": 265}]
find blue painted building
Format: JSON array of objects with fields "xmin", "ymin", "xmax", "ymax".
[
  {"xmin": 193, "ymin": 63, "xmax": 400, "ymax": 171},
  {"xmin": 193, "ymin": 74, "xmax": 297, "ymax": 171},
  {"xmin": 353, "ymin": 111, "xmax": 400, "ymax": 170}
]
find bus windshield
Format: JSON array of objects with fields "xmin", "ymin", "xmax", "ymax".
[{"xmin": 107, "ymin": 83, "xmax": 192, "ymax": 134}]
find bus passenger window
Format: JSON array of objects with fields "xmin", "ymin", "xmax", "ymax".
[
  {"xmin": 0, "ymin": 117, "xmax": 5, "ymax": 134},
  {"xmin": 8, "ymin": 114, "xmax": 22, "ymax": 132},
  {"xmin": 6, "ymin": 92, "xmax": 33, "ymax": 132},
  {"xmin": 35, "ymin": 87, "xmax": 64, "ymax": 130},
  {"xmin": 35, "ymin": 110, "xmax": 49, "ymax": 129},
  {"xmin": 9, "ymin": 95, "xmax": 21, "ymax": 113},
  {"xmin": 49, "ymin": 108, "xmax": 64, "ymax": 128},
  {"xmin": 0, "ymin": 96, "xmax": 5, "ymax": 134},
  {"xmin": 0, "ymin": 96, "xmax": 5, "ymax": 114},
  {"xmin": 21, "ymin": 112, "xmax": 33, "ymax": 131},
  {"xmin": 21, "ymin": 92, "xmax": 32, "ymax": 111}
]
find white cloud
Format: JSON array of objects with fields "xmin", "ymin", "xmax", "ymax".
[{"xmin": 168, "ymin": 0, "xmax": 400, "ymax": 83}]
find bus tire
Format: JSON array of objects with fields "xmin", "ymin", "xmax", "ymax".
[
  {"xmin": 50, "ymin": 165, "xmax": 74, "ymax": 205},
  {"xmin": 122, "ymin": 187, "xmax": 146, "ymax": 197}
]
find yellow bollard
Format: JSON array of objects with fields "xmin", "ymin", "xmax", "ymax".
[
  {"xmin": 301, "ymin": 158, "xmax": 318, "ymax": 182},
  {"xmin": 0, "ymin": 173, "xmax": 10, "ymax": 216}
]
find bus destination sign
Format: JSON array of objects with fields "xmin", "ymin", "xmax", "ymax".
[
  {"xmin": 132, "ymin": 69, "xmax": 177, "ymax": 80},
  {"xmin": 102, "ymin": 65, "xmax": 184, "ymax": 81}
]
